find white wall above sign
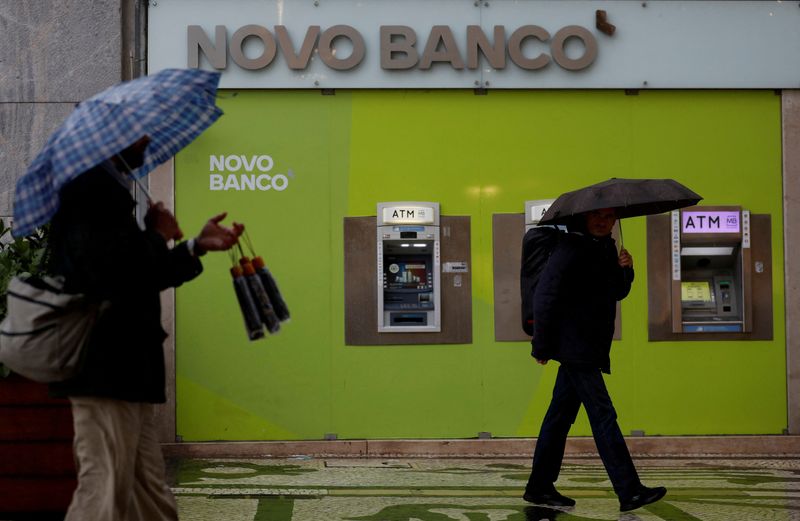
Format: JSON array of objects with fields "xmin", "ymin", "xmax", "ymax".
[{"xmin": 148, "ymin": 0, "xmax": 800, "ymax": 89}]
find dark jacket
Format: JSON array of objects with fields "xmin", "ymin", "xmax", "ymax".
[
  {"xmin": 48, "ymin": 163, "xmax": 202, "ymax": 403},
  {"xmin": 532, "ymin": 230, "xmax": 633, "ymax": 374}
]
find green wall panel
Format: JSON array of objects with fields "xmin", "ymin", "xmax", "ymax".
[{"xmin": 174, "ymin": 90, "xmax": 785, "ymax": 441}]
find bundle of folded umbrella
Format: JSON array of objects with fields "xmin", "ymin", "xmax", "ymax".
[{"xmin": 228, "ymin": 230, "xmax": 290, "ymax": 341}]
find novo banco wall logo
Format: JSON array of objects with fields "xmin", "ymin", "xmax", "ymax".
[{"xmin": 209, "ymin": 154, "xmax": 291, "ymax": 192}]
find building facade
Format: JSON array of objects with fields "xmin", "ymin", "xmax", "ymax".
[{"xmin": 2, "ymin": 1, "xmax": 800, "ymax": 446}]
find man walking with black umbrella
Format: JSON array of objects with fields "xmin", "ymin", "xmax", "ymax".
[{"xmin": 523, "ymin": 207, "xmax": 667, "ymax": 512}]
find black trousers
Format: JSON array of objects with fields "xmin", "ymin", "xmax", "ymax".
[{"xmin": 526, "ymin": 363, "xmax": 640, "ymax": 499}]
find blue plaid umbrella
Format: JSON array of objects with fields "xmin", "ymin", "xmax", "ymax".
[{"xmin": 12, "ymin": 68, "xmax": 223, "ymax": 238}]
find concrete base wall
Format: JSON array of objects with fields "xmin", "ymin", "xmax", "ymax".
[{"xmin": 162, "ymin": 436, "xmax": 800, "ymax": 459}]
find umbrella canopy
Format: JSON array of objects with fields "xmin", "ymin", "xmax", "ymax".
[
  {"xmin": 12, "ymin": 68, "xmax": 223, "ymax": 237},
  {"xmin": 538, "ymin": 178, "xmax": 702, "ymax": 226}
]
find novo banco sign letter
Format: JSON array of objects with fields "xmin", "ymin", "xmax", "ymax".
[{"xmin": 187, "ymin": 24, "xmax": 597, "ymax": 73}]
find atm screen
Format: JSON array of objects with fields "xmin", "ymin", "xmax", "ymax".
[
  {"xmin": 384, "ymin": 257, "xmax": 431, "ymax": 289},
  {"xmin": 681, "ymin": 281, "xmax": 713, "ymax": 305}
]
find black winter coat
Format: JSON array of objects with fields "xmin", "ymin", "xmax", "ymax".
[
  {"xmin": 48, "ymin": 163, "xmax": 203, "ymax": 403},
  {"xmin": 532, "ymin": 231, "xmax": 633, "ymax": 373}
]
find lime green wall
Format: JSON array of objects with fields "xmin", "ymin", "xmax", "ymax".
[{"xmin": 174, "ymin": 90, "xmax": 785, "ymax": 441}]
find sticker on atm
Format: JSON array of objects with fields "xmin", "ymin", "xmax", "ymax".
[{"xmin": 681, "ymin": 281, "xmax": 712, "ymax": 302}]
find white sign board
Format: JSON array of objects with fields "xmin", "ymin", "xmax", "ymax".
[
  {"xmin": 682, "ymin": 211, "xmax": 741, "ymax": 234},
  {"xmin": 525, "ymin": 199, "xmax": 555, "ymax": 226},
  {"xmin": 381, "ymin": 206, "xmax": 437, "ymax": 225},
  {"xmin": 148, "ymin": 0, "xmax": 800, "ymax": 89}
]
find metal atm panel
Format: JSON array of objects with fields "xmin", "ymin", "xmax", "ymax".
[
  {"xmin": 646, "ymin": 211, "xmax": 771, "ymax": 342},
  {"xmin": 377, "ymin": 202, "xmax": 441, "ymax": 333},
  {"xmin": 671, "ymin": 206, "xmax": 751, "ymax": 333}
]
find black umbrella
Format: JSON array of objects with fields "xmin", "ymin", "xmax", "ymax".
[
  {"xmin": 230, "ymin": 263, "xmax": 266, "ymax": 341},
  {"xmin": 539, "ymin": 178, "xmax": 702, "ymax": 224},
  {"xmin": 241, "ymin": 230, "xmax": 290, "ymax": 323},
  {"xmin": 538, "ymin": 178, "xmax": 702, "ymax": 246}
]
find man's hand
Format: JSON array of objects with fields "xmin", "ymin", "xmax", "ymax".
[
  {"xmin": 145, "ymin": 201, "xmax": 183, "ymax": 242},
  {"xmin": 618, "ymin": 248, "xmax": 633, "ymax": 268},
  {"xmin": 535, "ymin": 358, "xmax": 549, "ymax": 366},
  {"xmin": 195, "ymin": 212, "xmax": 244, "ymax": 253}
]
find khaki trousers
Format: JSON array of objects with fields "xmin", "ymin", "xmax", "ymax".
[{"xmin": 65, "ymin": 397, "xmax": 178, "ymax": 521}]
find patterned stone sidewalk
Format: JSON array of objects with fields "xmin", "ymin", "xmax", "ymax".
[{"xmin": 169, "ymin": 457, "xmax": 800, "ymax": 520}]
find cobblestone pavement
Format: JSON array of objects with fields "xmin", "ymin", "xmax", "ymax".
[{"xmin": 168, "ymin": 457, "xmax": 800, "ymax": 520}]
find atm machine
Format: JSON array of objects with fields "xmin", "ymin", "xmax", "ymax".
[
  {"xmin": 524, "ymin": 199, "xmax": 555, "ymax": 232},
  {"xmin": 376, "ymin": 202, "xmax": 441, "ymax": 332},
  {"xmin": 671, "ymin": 206, "xmax": 752, "ymax": 333}
]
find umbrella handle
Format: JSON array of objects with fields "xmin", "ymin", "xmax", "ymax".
[{"xmin": 114, "ymin": 154, "xmax": 153, "ymax": 203}]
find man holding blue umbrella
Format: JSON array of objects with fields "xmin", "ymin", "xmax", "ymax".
[{"xmin": 13, "ymin": 69, "xmax": 241, "ymax": 521}]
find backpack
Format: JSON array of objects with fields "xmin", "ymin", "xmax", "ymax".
[{"xmin": 520, "ymin": 226, "xmax": 563, "ymax": 336}]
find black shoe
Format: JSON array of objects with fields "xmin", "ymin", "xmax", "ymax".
[
  {"xmin": 523, "ymin": 489, "xmax": 576, "ymax": 507},
  {"xmin": 619, "ymin": 486, "xmax": 667, "ymax": 512}
]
